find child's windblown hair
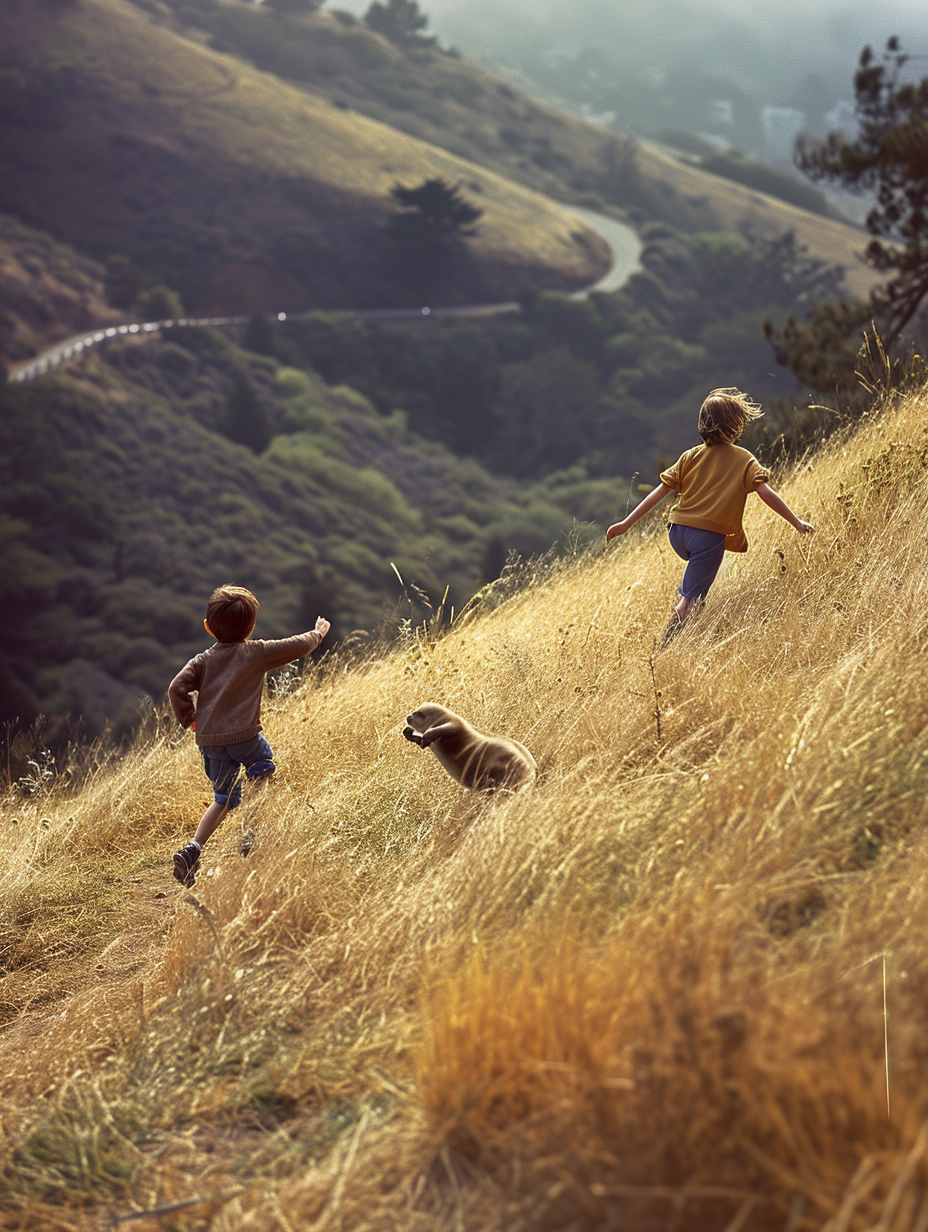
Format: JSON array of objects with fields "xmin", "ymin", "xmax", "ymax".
[
  {"xmin": 206, "ymin": 585, "xmax": 259, "ymax": 643},
  {"xmin": 698, "ymin": 388, "xmax": 763, "ymax": 445}
]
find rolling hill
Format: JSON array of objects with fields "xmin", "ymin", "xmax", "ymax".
[
  {"xmin": 149, "ymin": 0, "xmax": 882, "ymax": 301},
  {"xmin": 1, "ymin": 376, "xmax": 927, "ymax": 1229},
  {"xmin": 1, "ymin": 0, "xmax": 882, "ymax": 322},
  {"xmin": 0, "ymin": 0, "xmax": 610, "ymax": 313}
]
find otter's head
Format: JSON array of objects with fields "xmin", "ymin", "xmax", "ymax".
[{"xmin": 405, "ymin": 703, "xmax": 451, "ymax": 733}]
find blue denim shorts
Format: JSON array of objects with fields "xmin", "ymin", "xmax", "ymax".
[
  {"xmin": 668, "ymin": 523, "xmax": 726, "ymax": 601},
  {"xmin": 201, "ymin": 733, "xmax": 274, "ymax": 808}
]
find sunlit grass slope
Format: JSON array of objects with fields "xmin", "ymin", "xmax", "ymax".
[
  {"xmin": 158, "ymin": 2, "xmax": 879, "ymax": 302},
  {"xmin": 0, "ymin": 0, "xmax": 607, "ymax": 312},
  {"xmin": 2, "ymin": 382, "xmax": 928, "ymax": 1230}
]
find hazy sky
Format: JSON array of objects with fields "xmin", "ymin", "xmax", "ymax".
[{"xmin": 334, "ymin": 0, "xmax": 927, "ymax": 100}]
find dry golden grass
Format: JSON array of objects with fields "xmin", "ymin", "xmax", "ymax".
[{"xmin": 3, "ymin": 383, "xmax": 928, "ymax": 1230}]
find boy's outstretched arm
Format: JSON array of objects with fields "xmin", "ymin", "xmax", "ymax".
[
  {"xmin": 756, "ymin": 483, "xmax": 814, "ymax": 534},
  {"xmin": 262, "ymin": 617, "xmax": 332, "ymax": 669},
  {"xmin": 607, "ymin": 483, "xmax": 672, "ymax": 540}
]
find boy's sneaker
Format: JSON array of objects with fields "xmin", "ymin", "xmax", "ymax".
[{"xmin": 173, "ymin": 842, "xmax": 201, "ymax": 887}]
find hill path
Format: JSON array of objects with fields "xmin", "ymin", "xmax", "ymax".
[{"xmin": 7, "ymin": 208, "xmax": 641, "ymax": 384}]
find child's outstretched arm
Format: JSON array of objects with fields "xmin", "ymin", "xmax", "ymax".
[
  {"xmin": 262, "ymin": 617, "xmax": 332, "ymax": 668},
  {"xmin": 756, "ymin": 483, "xmax": 814, "ymax": 534},
  {"xmin": 606, "ymin": 483, "xmax": 672, "ymax": 540}
]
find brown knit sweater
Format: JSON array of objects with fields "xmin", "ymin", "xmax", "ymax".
[{"xmin": 169, "ymin": 633, "xmax": 321, "ymax": 746}]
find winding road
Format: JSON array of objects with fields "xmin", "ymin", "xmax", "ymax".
[{"xmin": 9, "ymin": 210, "xmax": 641, "ymax": 384}]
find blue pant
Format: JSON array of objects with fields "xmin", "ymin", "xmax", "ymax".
[
  {"xmin": 668, "ymin": 524, "xmax": 726, "ymax": 601},
  {"xmin": 201, "ymin": 733, "xmax": 274, "ymax": 808}
]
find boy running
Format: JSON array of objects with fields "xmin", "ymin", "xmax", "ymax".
[
  {"xmin": 607, "ymin": 388, "xmax": 813, "ymax": 639},
  {"xmin": 169, "ymin": 584, "xmax": 330, "ymax": 885}
]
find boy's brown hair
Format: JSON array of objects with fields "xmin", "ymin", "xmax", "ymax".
[
  {"xmin": 698, "ymin": 387, "xmax": 763, "ymax": 445},
  {"xmin": 206, "ymin": 585, "xmax": 259, "ymax": 643}
]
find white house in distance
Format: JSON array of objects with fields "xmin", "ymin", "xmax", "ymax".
[{"xmin": 762, "ymin": 105, "xmax": 805, "ymax": 160}]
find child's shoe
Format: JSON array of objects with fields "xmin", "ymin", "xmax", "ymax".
[{"xmin": 173, "ymin": 841, "xmax": 201, "ymax": 887}]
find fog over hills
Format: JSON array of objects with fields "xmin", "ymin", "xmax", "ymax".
[
  {"xmin": 370, "ymin": 0, "xmax": 926, "ymax": 88},
  {"xmin": 335, "ymin": 0, "xmax": 926, "ymax": 160}
]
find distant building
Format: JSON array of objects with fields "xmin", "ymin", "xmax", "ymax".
[
  {"xmin": 762, "ymin": 106, "xmax": 805, "ymax": 160},
  {"xmin": 709, "ymin": 99, "xmax": 734, "ymax": 127}
]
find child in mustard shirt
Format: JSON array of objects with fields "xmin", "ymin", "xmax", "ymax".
[{"xmin": 607, "ymin": 388, "xmax": 813, "ymax": 639}]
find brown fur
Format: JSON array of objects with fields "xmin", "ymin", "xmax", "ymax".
[{"xmin": 403, "ymin": 703, "xmax": 536, "ymax": 792}]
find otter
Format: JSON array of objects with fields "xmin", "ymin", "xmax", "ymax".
[{"xmin": 403, "ymin": 703, "xmax": 536, "ymax": 792}]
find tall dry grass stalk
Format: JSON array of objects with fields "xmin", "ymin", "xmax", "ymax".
[{"xmin": 2, "ymin": 385, "xmax": 928, "ymax": 1231}]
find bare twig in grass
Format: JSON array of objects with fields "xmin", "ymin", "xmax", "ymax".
[
  {"xmin": 821, "ymin": 1156, "xmax": 881, "ymax": 1232},
  {"xmin": 883, "ymin": 951, "xmax": 891, "ymax": 1121},
  {"xmin": 588, "ymin": 1183, "xmax": 769, "ymax": 1203},
  {"xmin": 647, "ymin": 653, "xmax": 662, "ymax": 742},
  {"xmin": 783, "ymin": 1193, "xmax": 805, "ymax": 1232},
  {"xmin": 626, "ymin": 471, "xmax": 640, "ymax": 516},
  {"xmin": 912, "ymin": 1187, "xmax": 928, "ymax": 1232},
  {"xmin": 110, "ymin": 1194, "xmax": 209, "ymax": 1224},
  {"xmin": 182, "ymin": 893, "xmax": 225, "ymax": 958},
  {"xmin": 723, "ymin": 1199, "xmax": 760, "ymax": 1232},
  {"xmin": 834, "ymin": 950, "xmax": 892, "ymax": 1120}
]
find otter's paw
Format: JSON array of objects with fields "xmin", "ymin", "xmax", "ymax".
[{"xmin": 403, "ymin": 726, "xmax": 423, "ymax": 745}]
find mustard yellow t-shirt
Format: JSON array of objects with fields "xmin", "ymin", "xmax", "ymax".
[{"xmin": 659, "ymin": 443, "xmax": 769, "ymax": 553}]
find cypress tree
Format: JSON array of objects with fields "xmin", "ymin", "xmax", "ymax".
[{"xmin": 225, "ymin": 373, "xmax": 271, "ymax": 454}]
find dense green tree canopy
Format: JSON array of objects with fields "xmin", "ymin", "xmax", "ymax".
[
  {"xmin": 390, "ymin": 178, "xmax": 482, "ymax": 238},
  {"xmin": 386, "ymin": 178, "xmax": 483, "ymax": 296},
  {"xmin": 364, "ymin": 0, "xmax": 433, "ymax": 46}
]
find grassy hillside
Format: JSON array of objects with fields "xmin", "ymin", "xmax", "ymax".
[
  {"xmin": 634, "ymin": 141, "xmax": 879, "ymax": 300},
  {"xmin": 0, "ymin": 218, "xmax": 632, "ymax": 738},
  {"xmin": 0, "ymin": 215, "xmax": 123, "ymax": 366},
  {"xmin": 281, "ymin": 223, "xmax": 850, "ymax": 483},
  {"xmin": 148, "ymin": 0, "xmax": 881, "ymax": 301},
  {"xmin": 0, "ymin": 336, "xmax": 625, "ymax": 738},
  {"xmin": 0, "ymin": 0, "xmax": 609, "ymax": 313},
  {"xmin": 2, "ymin": 378, "xmax": 927, "ymax": 1228}
]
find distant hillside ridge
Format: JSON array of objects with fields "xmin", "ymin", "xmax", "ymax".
[
  {"xmin": 143, "ymin": 0, "xmax": 882, "ymax": 302},
  {"xmin": 635, "ymin": 140, "xmax": 879, "ymax": 299},
  {"xmin": 0, "ymin": 0, "xmax": 610, "ymax": 314}
]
